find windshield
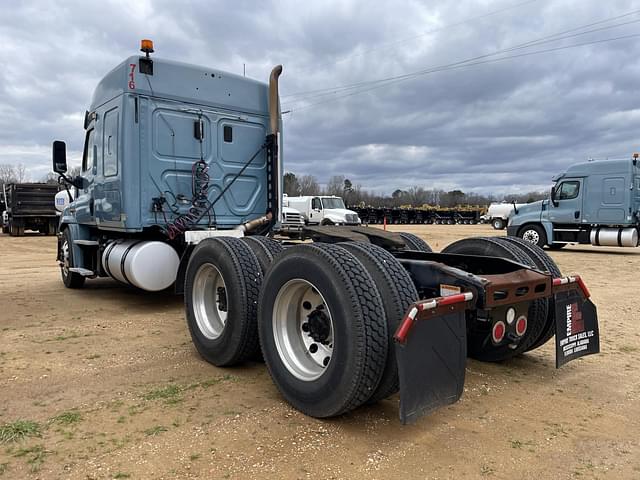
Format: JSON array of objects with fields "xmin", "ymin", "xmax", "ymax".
[{"xmin": 321, "ymin": 197, "xmax": 345, "ymax": 209}]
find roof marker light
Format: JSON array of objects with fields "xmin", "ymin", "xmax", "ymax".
[{"xmin": 140, "ymin": 39, "xmax": 154, "ymax": 56}]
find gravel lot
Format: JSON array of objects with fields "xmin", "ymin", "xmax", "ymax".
[{"xmin": 0, "ymin": 224, "xmax": 638, "ymax": 479}]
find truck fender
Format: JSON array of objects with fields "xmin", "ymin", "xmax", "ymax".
[
  {"xmin": 323, "ymin": 213, "xmax": 345, "ymax": 224},
  {"xmin": 58, "ymin": 223, "xmax": 92, "ymax": 268},
  {"xmin": 540, "ymin": 220, "xmax": 554, "ymax": 244},
  {"xmin": 174, "ymin": 244, "xmax": 195, "ymax": 295},
  {"xmin": 516, "ymin": 221, "xmax": 555, "ymax": 246}
]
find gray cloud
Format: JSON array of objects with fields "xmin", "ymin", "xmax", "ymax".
[{"xmin": 0, "ymin": 0, "xmax": 639, "ymax": 195}]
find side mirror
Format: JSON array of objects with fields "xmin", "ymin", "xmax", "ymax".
[{"xmin": 52, "ymin": 141, "xmax": 67, "ymax": 174}]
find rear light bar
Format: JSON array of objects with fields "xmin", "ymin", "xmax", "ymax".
[
  {"xmin": 552, "ymin": 275, "xmax": 590, "ymax": 298},
  {"xmin": 394, "ymin": 292, "xmax": 474, "ymax": 345}
]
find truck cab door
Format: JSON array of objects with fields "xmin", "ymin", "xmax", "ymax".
[
  {"xmin": 73, "ymin": 128, "xmax": 98, "ymax": 224},
  {"xmin": 310, "ymin": 197, "xmax": 322, "ymax": 223},
  {"xmin": 549, "ymin": 178, "xmax": 583, "ymax": 224},
  {"xmin": 95, "ymin": 106, "xmax": 121, "ymax": 224}
]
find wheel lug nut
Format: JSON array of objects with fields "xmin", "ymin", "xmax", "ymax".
[
  {"xmin": 301, "ymin": 322, "xmax": 309, "ymax": 332},
  {"xmin": 302, "ymin": 301, "xmax": 312, "ymax": 310},
  {"xmin": 309, "ymin": 343, "xmax": 318, "ymax": 353},
  {"xmin": 323, "ymin": 356, "xmax": 330, "ymax": 366}
]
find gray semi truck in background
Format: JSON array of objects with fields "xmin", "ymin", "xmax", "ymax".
[{"xmin": 508, "ymin": 156, "xmax": 640, "ymax": 248}]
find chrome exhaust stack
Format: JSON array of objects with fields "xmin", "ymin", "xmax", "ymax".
[{"xmin": 264, "ymin": 65, "xmax": 283, "ymax": 233}]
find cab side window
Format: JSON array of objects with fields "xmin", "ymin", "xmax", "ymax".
[
  {"xmin": 312, "ymin": 198, "xmax": 321, "ymax": 209},
  {"xmin": 82, "ymin": 129, "xmax": 96, "ymax": 173},
  {"xmin": 558, "ymin": 181, "xmax": 580, "ymax": 200},
  {"xmin": 103, "ymin": 108, "xmax": 119, "ymax": 177}
]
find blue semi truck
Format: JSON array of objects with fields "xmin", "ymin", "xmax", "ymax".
[
  {"xmin": 507, "ymin": 156, "xmax": 640, "ymax": 248},
  {"xmin": 51, "ymin": 41, "xmax": 599, "ymax": 423}
]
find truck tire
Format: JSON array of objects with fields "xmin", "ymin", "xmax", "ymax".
[
  {"xmin": 441, "ymin": 237, "xmax": 548, "ymax": 362},
  {"xmin": 339, "ymin": 241, "xmax": 418, "ymax": 403},
  {"xmin": 321, "ymin": 219, "xmax": 334, "ymax": 226},
  {"xmin": 398, "ymin": 232, "xmax": 433, "ymax": 252},
  {"xmin": 518, "ymin": 224, "xmax": 547, "ymax": 247},
  {"xmin": 60, "ymin": 228, "xmax": 86, "ymax": 289},
  {"xmin": 498, "ymin": 236, "xmax": 562, "ymax": 351},
  {"xmin": 241, "ymin": 236, "xmax": 284, "ymax": 273},
  {"xmin": 185, "ymin": 237, "xmax": 262, "ymax": 366},
  {"xmin": 547, "ymin": 243, "xmax": 566, "ymax": 250},
  {"xmin": 491, "ymin": 218, "xmax": 505, "ymax": 230},
  {"xmin": 258, "ymin": 243, "xmax": 388, "ymax": 418}
]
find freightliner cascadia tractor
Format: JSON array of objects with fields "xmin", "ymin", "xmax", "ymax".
[
  {"xmin": 508, "ymin": 156, "xmax": 640, "ymax": 249},
  {"xmin": 52, "ymin": 41, "xmax": 599, "ymax": 423}
]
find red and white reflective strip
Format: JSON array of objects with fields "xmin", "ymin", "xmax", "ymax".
[
  {"xmin": 394, "ymin": 292, "xmax": 474, "ymax": 344},
  {"xmin": 552, "ymin": 275, "xmax": 590, "ymax": 298}
]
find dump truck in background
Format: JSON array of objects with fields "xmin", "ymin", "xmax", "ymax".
[
  {"xmin": 50, "ymin": 41, "xmax": 600, "ymax": 423},
  {"xmin": 508, "ymin": 156, "xmax": 640, "ymax": 248},
  {"xmin": 1, "ymin": 183, "xmax": 59, "ymax": 236}
]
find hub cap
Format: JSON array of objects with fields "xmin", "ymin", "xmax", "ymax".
[
  {"xmin": 522, "ymin": 229, "xmax": 540, "ymax": 245},
  {"xmin": 273, "ymin": 279, "xmax": 334, "ymax": 382},
  {"xmin": 192, "ymin": 263, "xmax": 228, "ymax": 340}
]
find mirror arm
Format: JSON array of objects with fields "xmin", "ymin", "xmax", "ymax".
[{"xmin": 58, "ymin": 172, "xmax": 83, "ymax": 190}]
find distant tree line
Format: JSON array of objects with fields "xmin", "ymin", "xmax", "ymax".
[
  {"xmin": 2, "ymin": 161, "xmax": 546, "ymax": 207},
  {"xmin": 0, "ymin": 164, "xmax": 27, "ymax": 184},
  {"xmin": 0, "ymin": 163, "xmax": 82, "ymax": 185},
  {"xmin": 284, "ymin": 172, "xmax": 547, "ymax": 207}
]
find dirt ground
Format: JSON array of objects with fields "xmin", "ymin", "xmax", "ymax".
[{"xmin": 0, "ymin": 225, "xmax": 638, "ymax": 480}]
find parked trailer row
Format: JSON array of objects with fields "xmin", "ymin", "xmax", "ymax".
[
  {"xmin": 50, "ymin": 42, "xmax": 600, "ymax": 424},
  {"xmin": 351, "ymin": 206, "xmax": 483, "ymax": 225}
]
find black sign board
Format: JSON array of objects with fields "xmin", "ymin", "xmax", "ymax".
[{"xmin": 555, "ymin": 289, "xmax": 600, "ymax": 368}]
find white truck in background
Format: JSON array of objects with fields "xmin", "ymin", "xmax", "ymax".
[
  {"xmin": 284, "ymin": 195, "xmax": 361, "ymax": 226},
  {"xmin": 278, "ymin": 204, "xmax": 305, "ymax": 233},
  {"xmin": 486, "ymin": 202, "xmax": 525, "ymax": 230}
]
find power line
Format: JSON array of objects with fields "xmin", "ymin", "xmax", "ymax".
[
  {"xmin": 289, "ymin": 0, "xmax": 540, "ymax": 75},
  {"xmin": 284, "ymin": 32, "xmax": 640, "ymax": 114},
  {"xmin": 283, "ymin": 8, "xmax": 640, "ymax": 103},
  {"xmin": 283, "ymin": 17, "xmax": 640, "ymax": 108}
]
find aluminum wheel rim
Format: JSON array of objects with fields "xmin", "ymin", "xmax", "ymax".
[
  {"xmin": 192, "ymin": 263, "xmax": 228, "ymax": 340},
  {"xmin": 61, "ymin": 239, "xmax": 70, "ymax": 278},
  {"xmin": 272, "ymin": 279, "xmax": 334, "ymax": 382},
  {"xmin": 523, "ymin": 229, "xmax": 540, "ymax": 245}
]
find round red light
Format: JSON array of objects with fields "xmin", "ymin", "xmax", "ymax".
[
  {"xmin": 492, "ymin": 321, "xmax": 506, "ymax": 343},
  {"xmin": 516, "ymin": 316, "xmax": 527, "ymax": 336}
]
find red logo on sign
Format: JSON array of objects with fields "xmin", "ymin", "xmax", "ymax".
[
  {"xmin": 569, "ymin": 303, "xmax": 584, "ymax": 335},
  {"xmin": 128, "ymin": 63, "xmax": 136, "ymax": 89}
]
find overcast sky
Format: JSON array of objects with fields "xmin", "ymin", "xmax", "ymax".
[{"xmin": 1, "ymin": 0, "xmax": 639, "ymax": 195}]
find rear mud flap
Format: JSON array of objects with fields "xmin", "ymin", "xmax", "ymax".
[
  {"xmin": 395, "ymin": 311, "xmax": 467, "ymax": 424},
  {"xmin": 554, "ymin": 289, "xmax": 599, "ymax": 368}
]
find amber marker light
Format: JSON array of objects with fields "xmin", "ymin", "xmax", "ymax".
[{"xmin": 140, "ymin": 39, "xmax": 154, "ymax": 54}]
